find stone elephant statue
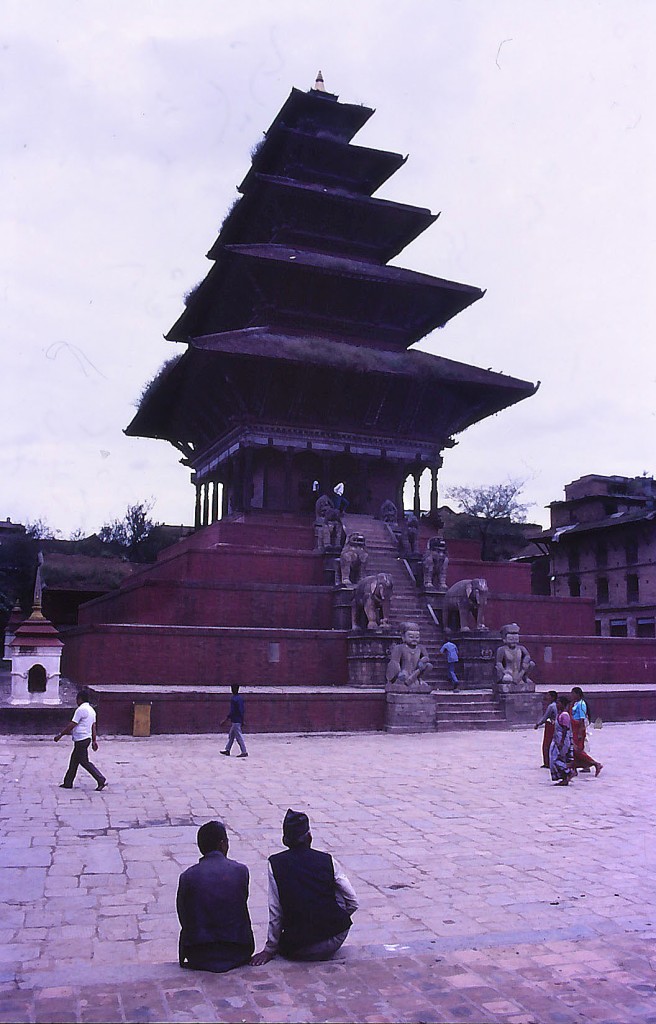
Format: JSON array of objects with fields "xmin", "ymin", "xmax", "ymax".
[
  {"xmin": 443, "ymin": 578, "xmax": 489, "ymax": 632},
  {"xmin": 351, "ymin": 573, "xmax": 393, "ymax": 631}
]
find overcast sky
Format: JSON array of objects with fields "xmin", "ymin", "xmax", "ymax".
[{"xmin": 3, "ymin": 0, "xmax": 654, "ymax": 535}]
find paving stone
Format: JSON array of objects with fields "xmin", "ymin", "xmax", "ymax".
[{"xmin": 1, "ymin": 725, "xmax": 656, "ymax": 1021}]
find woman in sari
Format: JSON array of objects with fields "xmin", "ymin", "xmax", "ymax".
[
  {"xmin": 569, "ymin": 686, "xmax": 603, "ymax": 777},
  {"xmin": 549, "ymin": 696, "xmax": 575, "ymax": 786},
  {"xmin": 534, "ymin": 690, "xmax": 558, "ymax": 769}
]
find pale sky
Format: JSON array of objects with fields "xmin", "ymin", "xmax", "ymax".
[{"xmin": 3, "ymin": 0, "xmax": 655, "ymax": 535}]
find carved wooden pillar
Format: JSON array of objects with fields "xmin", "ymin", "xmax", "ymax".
[
  {"xmin": 284, "ymin": 449, "xmax": 294, "ymax": 511},
  {"xmin": 243, "ymin": 447, "xmax": 253, "ymax": 513},
  {"xmin": 232, "ymin": 452, "xmax": 244, "ymax": 512},
  {"xmin": 430, "ymin": 465, "xmax": 439, "ymax": 517},
  {"xmin": 202, "ymin": 482, "xmax": 210, "ymax": 526},
  {"xmin": 221, "ymin": 466, "xmax": 230, "ymax": 516},
  {"xmin": 194, "ymin": 482, "xmax": 202, "ymax": 530},
  {"xmin": 395, "ymin": 472, "xmax": 405, "ymax": 517},
  {"xmin": 413, "ymin": 468, "xmax": 422, "ymax": 517},
  {"xmin": 321, "ymin": 455, "xmax": 331, "ymax": 496}
]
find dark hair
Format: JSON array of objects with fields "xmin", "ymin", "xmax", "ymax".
[
  {"xmin": 231, "ymin": 684, "xmax": 240, "ymax": 695},
  {"xmin": 557, "ymin": 695, "xmax": 569, "ymax": 710},
  {"xmin": 76, "ymin": 688, "xmax": 91, "ymax": 704},
  {"xmin": 197, "ymin": 820, "xmax": 227, "ymax": 855},
  {"xmin": 571, "ymin": 686, "xmax": 592, "ymax": 719},
  {"xmin": 548, "ymin": 690, "xmax": 558, "ymax": 701}
]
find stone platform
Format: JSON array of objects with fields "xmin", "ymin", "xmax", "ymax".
[{"xmin": 1, "ymin": 723, "xmax": 656, "ymax": 1022}]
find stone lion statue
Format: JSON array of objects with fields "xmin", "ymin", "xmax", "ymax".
[{"xmin": 338, "ymin": 532, "xmax": 369, "ymax": 587}]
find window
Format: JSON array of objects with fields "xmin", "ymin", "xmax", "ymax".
[
  {"xmin": 596, "ymin": 576, "xmax": 609, "ymax": 604},
  {"xmin": 567, "ymin": 549, "xmax": 580, "ymax": 572},
  {"xmin": 627, "ymin": 574, "xmax": 639, "ymax": 603},
  {"xmin": 609, "ymin": 619, "xmax": 628, "ymax": 637},
  {"xmin": 637, "ymin": 618, "xmax": 655, "ymax": 638},
  {"xmin": 625, "ymin": 539, "xmax": 638, "ymax": 564},
  {"xmin": 568, "ymin": 575, "xmax": 581, "ymax": 598},
  {"xmin": 595, "ymin": 620, "xmax": 602, "ymax": 636},
  {"xmin": 595, "ymin": 543, "xmax": 607, "ymax": 568}
]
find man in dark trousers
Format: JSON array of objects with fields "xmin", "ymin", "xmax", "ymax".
[
  {"xmin": 176, "ymin": 820, "xmax": 254, "ymax": 973},
  {"xmin": 54, "ymin": 688, "xmax": 106, "ymax": 790},
  {"xmin": 220, "ymin": 684, "xmax": 248, "ymax": 757},
  {"xmin": 251, "ymin": 809, "xmax": 358, "ymax": 965}
]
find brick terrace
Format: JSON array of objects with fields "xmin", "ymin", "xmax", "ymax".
[{"xmin": 1, "ymin": 723, "xmax": 655, "ymax": 1023}]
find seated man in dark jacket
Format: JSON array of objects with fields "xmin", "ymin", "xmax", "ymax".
[
  {"xmin": 176, "ymin": 820, "xmax": 254, "ymax": 973},
  {"xmin": 251, "ymin": 809, "xmax": 358, "ymax": 965}
]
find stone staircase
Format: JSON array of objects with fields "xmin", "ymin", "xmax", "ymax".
[
  {"xmin": 342, "ymin": 514, "xmax": 507, "ymax": 731},
  {"xmin": 342, "ymin": 514, "xmax": 450, "ymax": 690},
  {"xmin": 433, "ymin": 691, "xmax": 507, "ymax": 731}
]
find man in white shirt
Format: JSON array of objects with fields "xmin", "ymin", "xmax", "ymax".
[
  {"xmin": 54, "ymin": 688, "xmax": 106, "ymax": 791},
  {"xmin": 251, "ymin": 809, "xmax": 358, "ymax": 965}
]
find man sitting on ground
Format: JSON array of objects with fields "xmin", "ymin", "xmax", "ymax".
[
  {"xmin": 176, "ymin": 820, "xmax": 254, "ymax": 973},
  {"xmin": 251, "ymin": 809, "xmax": 358, "ymax": 965}
]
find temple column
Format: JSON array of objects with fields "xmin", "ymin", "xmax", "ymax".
[
  {"xmin": 211, "ymin": 479, "xmax": 220, "ymax": 522},
  {"xmin": 321, "ymin": 455, "xmax": 331, "ymax": 496},
  {"xmin": 395, "ymin": 471, "xmax": 405, "ymax": 517},
  {"xmin": 284, "ymin": 449, "xmax": 294, "ymax": 511},
  {"xmin": 243, "ymin": 447, "xmax": 253, "ymax": 513},
  {"xmin": 202, "ymin": 482, "xmax": 210, "ymax": 526},
  {"xmin": 430, "ymin": 465, "xmax": 439, "ymax": 517},
  {"xmin": 413, "ymin": 468, "xmax": 422, "ymax": 517},
  {"xmin": 194, "ymin": 482, "xmax": 202, "ymax": 530},
  {"xmin": 221, "ymin": 466, "xmax": 230, "ymax": 516}
]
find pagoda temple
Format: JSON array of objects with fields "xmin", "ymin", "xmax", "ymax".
[{"xmin": 127, "ymin": 79, "xmax": 537, "ymax": 526}]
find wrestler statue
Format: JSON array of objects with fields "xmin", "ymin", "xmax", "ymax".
[
  {"xmin": 386, "ymin": 622, "xmax": 433, "ymax": 692},
  {"xmin": 495, "ymin": 623, "xmax": 536, "ymax": 691}
]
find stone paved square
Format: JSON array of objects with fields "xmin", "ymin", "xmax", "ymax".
[{"xmin": 1, "ymin": 722, "xmax": 656, "ymax": 1022}]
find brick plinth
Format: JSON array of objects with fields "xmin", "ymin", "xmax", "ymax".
[
  {"xmin": 385, "ymin": 691, "xmax": 435, "ymax": 732},
  {"xmin": 88, "ymin": 686, "xmax": 386, "ymax": 734}
]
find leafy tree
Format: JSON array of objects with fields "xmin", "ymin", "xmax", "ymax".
[
  {"xmin": 99, "ymin": 500, "xmax": 157, "ymax": 557},
  {"xmin": 25, "ymin": 517, "xmax": 60, "ymax": 539},
  {"xmin": 445, "ymin": 479, "xmax": 533, "ymax": 560},
  {"xmin": 446, "ymin": 479, "xmax": 531, "ymax": 522}
]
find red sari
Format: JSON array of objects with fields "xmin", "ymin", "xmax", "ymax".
[
  {"xmin": 542, "ymin": 720, "xmax": 555, "ymax": 767},
  {"xmin": 569, "ymin": 706, "xmax": 596, "ymax": 769}
]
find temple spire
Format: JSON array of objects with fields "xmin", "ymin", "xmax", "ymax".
[{"xmin": 313, "ymin": 70, "xmax": 326, "ymax": 92}]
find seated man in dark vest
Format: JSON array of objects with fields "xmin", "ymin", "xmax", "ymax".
[
  {"xmin": 251, "ymin": 809, "xmax": 358, "ymax": 965},
  {"xmin": 176, "ymin": 820, "xmax": 255, "ymax": 973}
]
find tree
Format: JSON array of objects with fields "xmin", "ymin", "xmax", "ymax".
[
  {"xmin": 445, "ymin": 479, "xmax": 533, "ymax": 561},
  {"xmin": 446, "ymin": 479, "xmax": 531, "ymax": 523},
  {"xmin": 99, "ymin": 499, "xmax": 157, "ymax": 557},
  {"xmin": 25, "ymin": 517, "xmax": 60, "ymax": 539}
]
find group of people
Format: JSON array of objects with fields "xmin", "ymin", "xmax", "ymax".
[
  {"xmin": 534, "ymin": 686, "xmax": 604, "ymax": 786},
  {"xmin": 176, "ymin": 809, "xmax": 358, "ymax": 973}
]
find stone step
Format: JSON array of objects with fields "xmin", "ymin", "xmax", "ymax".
[{"xmin": 436, "ymin": 718, "xmax": 508, "ymax": 731}]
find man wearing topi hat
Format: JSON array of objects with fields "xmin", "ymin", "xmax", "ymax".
[{"xmin": 251, "ymin": 809, "xmax": 358, "ymax": 965}]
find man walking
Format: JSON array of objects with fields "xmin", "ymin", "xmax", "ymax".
[
  {"xmin": 440, "ymin": 639, "xmax": 460, "ymax": 690},
  {"xmin": 177, "ymin": 820, "xmax": 254, "ymax": 973},
  {"xmin": 54, "ymin": 688, "xmax": 106, "ymax": 790},
  {"xmin": 251, "ymin": 809, "xmax": 358, "ymax": 965},
  {"xmin": 220, "ymin": 684, "xmax": 248, "ymax": 757}
]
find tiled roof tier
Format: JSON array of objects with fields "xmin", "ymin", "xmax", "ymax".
[
  {"xmin": 166, "ymin": 244, "xmax": 483, "ymax": 348},
  {"xmin": 263, "ymin": 86, "xmax": 374, "ymax": 142},
  {"xmin": 126, "ymin": 331, "xmax": 536, "ymax": 452},
  {"xmin": 208, "ymin": 175, "xmax": 437, "ymax": 264},
  {"xmin": 239, "ymin": 126, "xmax": 407, "ymax": 196}
]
